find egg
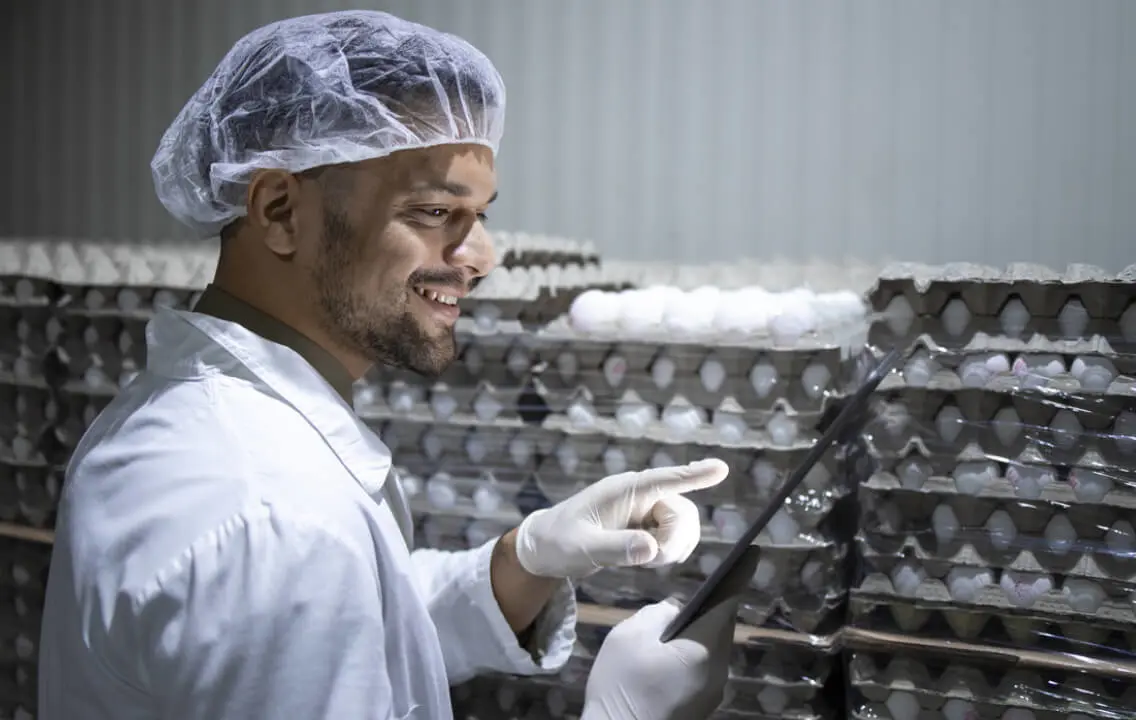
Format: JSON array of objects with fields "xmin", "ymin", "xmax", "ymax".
[{"xmin": 569, "ymin": 289, "xmax": 618, "ymax": 336}]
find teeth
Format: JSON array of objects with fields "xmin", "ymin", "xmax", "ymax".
[{"xmin": 416, "ymin": 287, "xmax": 459, "ymax": 305}]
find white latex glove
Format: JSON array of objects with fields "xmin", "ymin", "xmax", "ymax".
[
  {"xmin": 581, "ymin": 596, "xmax": 740, "ymax": 720},
  {"xmin": 514, "ymin": 459, "xmax": 728, "ymax": 578}
]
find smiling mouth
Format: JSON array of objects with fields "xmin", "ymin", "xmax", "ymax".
[{"xmin": 414, "ymin": 286, "xmax": 460, "ymax": 306}]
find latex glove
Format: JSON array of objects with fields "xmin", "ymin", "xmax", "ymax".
[
  {"xmin": 514, "ymin": 459, "xmax": 728, "ymax": 578},
  {"xmin": 580, "ymin": 595, "xmax": 741, "ymax": 720}
]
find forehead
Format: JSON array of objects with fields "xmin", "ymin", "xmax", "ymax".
[{"xmin": 350, "ymin": 144, "xmax": 497, "ymax": 202}]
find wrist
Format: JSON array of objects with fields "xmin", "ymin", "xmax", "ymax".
[{"xmin": 490, "ymin": 527, "xmax": 562, "ymax": 634}]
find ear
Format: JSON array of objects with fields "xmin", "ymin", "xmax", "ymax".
[{"xmin": 246, "ymin": 170, "xmax": 303, "ymax": 257}]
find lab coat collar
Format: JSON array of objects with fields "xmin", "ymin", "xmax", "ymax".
[{"xmin": 145, "ymin": 306, "xmax": 393, "ymax": 497}]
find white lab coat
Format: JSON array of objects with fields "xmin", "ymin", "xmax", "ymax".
[{"xmin": 38, "ymin": 308, "xmax": 577, "ymax": 719}]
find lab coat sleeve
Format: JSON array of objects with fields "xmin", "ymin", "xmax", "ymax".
[
  {"xmin": 138, "ymin": 508, "xmax": 403, "ymax": 720},
  {"xmin": 410, "ymin": 539, "xmax": 577, "ymax": 683}
]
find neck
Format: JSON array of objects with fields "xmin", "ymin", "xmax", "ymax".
[{"xmin": 211, "ymin": 259, "xmax": 372, "ymax": 380}]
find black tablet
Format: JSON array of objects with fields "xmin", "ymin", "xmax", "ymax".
[{"xmin": 659, "ymin": 345, "xmax": 904, "ymax": 643}]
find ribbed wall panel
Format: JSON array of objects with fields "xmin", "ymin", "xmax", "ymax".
[{"xmin": 3, "ymin": 0, "xmax": 1134, "ymax": 269}]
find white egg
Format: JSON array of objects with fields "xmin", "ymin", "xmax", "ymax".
[
  {"xmin": 757, "ymin": 686, "xmax": 790, "ymax": 715},
  {"xmin": 615, "ymin": 401, "xmax": 656, "ymax": 436},
  {"xmin": 473, "ymin": 485, "xmax": 504, "ymax": 513},
  {"xmin": 903, "ymin": 350, "xmax": 938, "ymax": 387},
  {"xmin": 712, "ymin": 411, "xmax": 747, "ymax": 444},
  {"xmin": 1105, "ymin": 520, "xmax": 1135, "ymax": 554},
  {"xmin": 991, "ymin": 408, "xmax": 1023, "ymax": 447},
  {"xmin": 767, "ymin": 412, "xmax": 799, "ymax": 447},
  {"xmin": 661, "ymin": 403, "xmax": 705, "ymax": 438},
  {"xmin": 1005, "ymin": 463, "xmax": 1054, "ymax": 500},
  {"xmin": 555, "ymin": 351, "xmax": 578, "ymax": 381},
  {"xmin": 750, "ymin": 459, "xmax": 781, "ymax": 496},
  {"xmin": 602, "ymin": 446, "xmax": 628, "ymax": 476},
  {"xmin": 698, "ymin": 358, "xmax": 727, "ymax": 393},
  {"xmin": 935, "ymin": 405, "xmax": 966, "ymax": 444},
  {"xmin": 556, "ymin": 442, "xmax": 579, "ymax": 475},
  {"xmin": 1049, "ymin": 410, "xmax": 1083, "ymax": 449},
  {"xmin": 569, "ymin": 290, "xmax": 618, "ymax": 336},
  {"xmin": 896, "ymin": 456, "xmax": 932, "ymax": 490},
  {"xmin": 985, "ymin": 510, "xmax": 1018, "ymax": 551},
  {"xmin": 890, "ymin": 562, "xmax": 927, "ymax": 598},
  {"xmin": 472, "ymin": 392, "xmax": 503, "ymax": 422},
  {"xmin": 663, "ymin": 291, "xmax": 717, "ymax": 339},
  {"xmin": 769, "ymin": 291, "xmax": 818, "ymax": 343},
  {"xmin": 959, "ymin": 355, "xmax": 995, "ymax": 387},
  {"xmin": 1070, "ymin": 355, "xmax": 1116, "ymax": 391},
  {"xmin": 883, "ymin": 295, "xmax": 916, "ymax": 336},
  {"xmin": 602, "ymin": 354, "xmax": 629, "ymax": 388},
  {"xmin": 650, "ymin": 355, "xmax": 677, "ymax": 389},
  {"xmin": 752, "ymin": 556, "xmax": 779, "ymax": 589},
  {"xmin": 942, "ymin": 698, "xmax": 978, "ymax": 720},
  {"xmin": 931, "ymin": 504, "xmax": 960, "ymax": 545},
  {"xmin": 617, "ymin": 289, "xmax": 665, "ymax": 336},
  {"xmin": 508, "ymin": 437, "xmax": 533, "ymax": 467},
  {"xmin": 465, "ymin": 434, "xmax": 489, "ymax": 463},
  {"xmin": 698, "ymin": 552, "xmax": 723, "ymax": 577},
  {"xmin": 1000, "ymin": 570, "xmax": 1052, "ymax": 608},
  {"xmin": 430, "ymin": 391, "xmax": 458, "ymax": 420},
  {"xmin": 472, "ymin": 303, "xmax": 502, "ymax": 332},
  {"xmin": 749, "ymin": 360, "xmax": 779, "ymax": 397},
  {"xmin": 712, "ymin": 507, "xmax": 747, "ymax": 543},
  {"xmin": 940, "ymin": 298, "xmax": 971, "ymax": 337},
  {"xmin": 766, "ymin": 509, "xmax": 800, "ymax": 545},
  {"xmin": 1115, "ymin": 411, "xmax": 1136, "ymax": 454},
  {"xmin": 953, "ymin": 461, "xmax": 998, "ymax": 496},
  {"xmin": 426, "ymin": 474, "xmax": 457, "ymax": 509},
  {"xmin": 801, "ymin": 362, "xmax": 832, "ymax": 399},
  {"xmin": 1063, "ymin": 578, "xmax": 1106, "ymax": 614},
  {"xmin": 1043, "ymin": 514, "xmax": 1077, "ymax": 554},
  {"xmin": 566, "ymin": 400, "xmax": 597, "ymax": 429},
  {"xmin": 999, "ymin": 297, "xmax": 1031, "ymax": 338},
  {"xmin": 1057, "ymin": 298, "xmax": 1090, "ymax": 339},
  {"xmin": 946, "ymin": 567, "xmax": 994, "ymax": 603},
  {"xmin": 711, "ymin": 290, "xmax": 752, "ymax": 336},
  {"xmin": 1070, "ymin": 467, "xmax": 1112, "ymax": 503}
]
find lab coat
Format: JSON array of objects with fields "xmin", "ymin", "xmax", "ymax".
[{"xmin": 38, "ymin": 307, "xmax": 577, "ymax": 719}]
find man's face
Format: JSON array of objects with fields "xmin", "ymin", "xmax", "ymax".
[{"xmin": 305, "ymin": 144, "xmax": 497, "ymax": 377}]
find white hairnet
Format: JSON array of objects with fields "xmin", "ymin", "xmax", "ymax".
[{"xmin": 151, "ymin": 10, "xmax": 507, "ymax": 238}]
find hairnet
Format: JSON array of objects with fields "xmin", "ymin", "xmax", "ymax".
[{"xmin": 151, "ymin": 10, "xmax": 507, "ymax": 238}]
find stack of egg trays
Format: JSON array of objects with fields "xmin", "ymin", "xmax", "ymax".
[
  {"xmin": 850, "ymin": 341, "xmax": 1136, "ymax": 663},
  {"xmin": 0, "ymin": 275, "xmax": 65, "ymax": 532},
  {"xmin": 868, "ymin": 262, "xmax": 1136, "ymax": 356},
  {"xmin": 451, "ymin": 606, "xmax": 843, "ymax": 720},
  {"xmin": 844, "ymin": 631, "xmax": 1136, "ymax": 720},
  {"xmin": 0, "ymin": 535, "xmax": 53, "ymax": 719},
  {"xmin": 48, "ymin": 284, "xmax": 201, "ymax": 485},
  {"xmin": 531, "ymin": 336, "xmax": 863, "ymax": 441},
  {"xmin": 360, "ymin": 383, "xmax": 863, "ymax": 636}
]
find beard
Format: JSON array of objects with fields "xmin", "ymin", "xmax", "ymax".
[{"xmin": 312, "ymin": 207, "xmax": 458, "ymax": 378}]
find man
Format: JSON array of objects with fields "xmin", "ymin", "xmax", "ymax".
[{"xmin": 39, "ymin": 11, "xmax": 745, "ymax": 719}]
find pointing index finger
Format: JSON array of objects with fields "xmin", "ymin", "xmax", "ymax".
[{"xmin": 632, "ymin": 458, "xmax": 729, "ymax": 496}]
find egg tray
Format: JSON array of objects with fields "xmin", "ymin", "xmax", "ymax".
[
  {"xmin": 371, "ymin": 332, "xmax": 543, "ymax": 389},
  {"xmin": 869, "ymin": 308, "xmax": 1135, "ymax": 355},
  {"xmin": 894, "ymin": 344, "xmax": 1136, "ymax": 395},
  {"xmin": 411, "ymin": 507, "xmax": 522, "ymax": 555},
  {"xmin": 540, "ymin": 404, "xmax": 845, "ymax": 462},
  {"xmin": 863, "ymin": 387, "xmax": 1135, "ymax": 469},
  {"xmin": 0, "ymin": 462, "xmax": 59, "ymax": 530},
  {"xmin": 858, "ymin": 487, "xmax": 1136, "ymax": 580},
  {"xmin": 0, "ymin": 677, "xmax": 35, "ymax": 720},
  {"xmin": 357, "ymin": 382, "xmax": 534, "ymax": 425},
  {"xmin": 367, "ymin": 412, "xmax": 856, "ymax": 511},
  {"xmin": 855, "ymin": 545, "xmax": 1136, "ymax": 629},
  {"xmin": 867, "ymin": 261, "xmax": 1136, "ymax": 316},
  {"xmin": 866, "ymin": 456, "xmax": 1136, "ymax": 508},
  {"xmin": 848, "ymin": 578, "xmax": 1136, "ymax": 661},
  {"xmin": 530, "ymin": 340, "xmax": 864, "ymax": 416},
  {"xmin": 848, "ymin": 649, "xmax": 1136, "ymax": 720}
]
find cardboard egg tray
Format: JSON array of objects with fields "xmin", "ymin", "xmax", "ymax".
[
  {"xmin": 531, "ymin": 340, "xmax": 864, "ymax": 417},
  {"xmin": 863, "ymin": 384, "xmax": 1135, "ymax": 469},
  {"xmin": 845, "ymin": 634, "xmax": 1136, "ymax": 720},
  {"xmin": 0, "ymin": 463, "xmax": 58, "ymax": 530},
  {"xmin": 867, "ymin": 262, "xmax": 1136, "ymax": 351},
  {"xmin": 364, "ymin": 410, "xmax": 856, "ymax": 510},
  {"xmin": 897, "ymin": 342, "xmax": 1136, "ymax": 394},
  {"xmin": 858, "ymin": 488, "xmax": 1136, "ymax": 576}
]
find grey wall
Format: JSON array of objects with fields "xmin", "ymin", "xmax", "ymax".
[{"xmin": 3, "ymin": 0, "xmax": 1134, "ymax": 269}]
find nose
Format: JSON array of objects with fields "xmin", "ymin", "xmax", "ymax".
[{"xmin": 446, "ymin": 220, "xmax": 497, "ymax": 281}]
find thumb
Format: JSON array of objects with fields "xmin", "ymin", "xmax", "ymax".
[{"xmin": 584, "ymin": 528, "xmax": 660, "ymax": 568}]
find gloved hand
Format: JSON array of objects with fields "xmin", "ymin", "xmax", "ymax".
[
  {"xmin": 514, "ymin": 459, "xmax": 728, "ymax": 578},
  {"xmin": 580, "ymin": 595, "xmax": 741, "ymax": 720}
]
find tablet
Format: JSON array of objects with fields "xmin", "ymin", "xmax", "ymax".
[{"xmin": 659, "ymin": 345, "xmax": 904, "ymax": 643}]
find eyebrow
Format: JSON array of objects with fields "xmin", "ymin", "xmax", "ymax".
[{"xmin": 410, "ymin": 181, "xmax": 497, "ymax": 204}]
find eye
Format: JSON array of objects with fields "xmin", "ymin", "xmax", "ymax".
[{"xmin": 477, "ymin": 212, "xmax": 489, "ymax": 224}]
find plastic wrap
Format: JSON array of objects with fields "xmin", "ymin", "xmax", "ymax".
[{"xmin": 848, "ymin": 264, "xmax": 1136, "ymax": 719}]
